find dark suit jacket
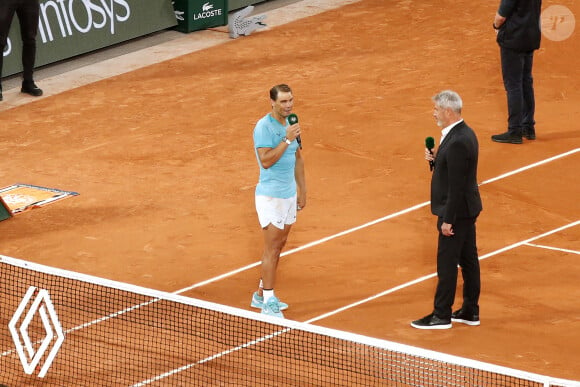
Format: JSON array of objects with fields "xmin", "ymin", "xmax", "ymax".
[
  {"xmin": 431, "ymin": 121, "xmax": 482, "ymax": 224},
  {"xmin": 496, "ymin": 0, "xmax": 542, "ymax": 52}
]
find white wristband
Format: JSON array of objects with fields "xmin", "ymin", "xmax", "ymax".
[{"xmin": 283, "ymin": 137, "xmax": 291, "ymax": 145}]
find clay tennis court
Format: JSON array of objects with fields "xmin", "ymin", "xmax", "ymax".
[{"xmin": 1, "ymin": 0, "xmax": 579, "ymax": 383}]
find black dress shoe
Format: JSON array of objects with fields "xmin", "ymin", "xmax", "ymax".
[
  {"xmin": 522, "ymin": 127, "xmax": 536, "ymax": 140},
  {"xmin": 21, "ymin": 82, "xmax": 43, "ymax": 97},
  {"xmin": 451, "ymin": 309, "xmax": 480, "ymax": 326},
  {"xmin": 491, "ymin": 131, "xmax": 523, "ymax": 144},
  {"xmin": 411, "ymin": 313, "xmax": 452, "ymax": 330}
]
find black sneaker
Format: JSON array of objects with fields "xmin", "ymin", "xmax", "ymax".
[
  {"xmin": 522, "ymin": 127, "xmax": 536, "ymax": 140},
  {"xmin": 491, "ymin": 131, "xmax": 523, "ymax": 144},
  {"xmin": 21, "ymin": 82, "xmax": 43, "ymax": 97},
  {"xmin": 451, "ymin": 309, "xmax": 480, "ymax": 326},
  {"xmin": 410, "ymin": 313, "xmax": 452, "ymax": 330}
]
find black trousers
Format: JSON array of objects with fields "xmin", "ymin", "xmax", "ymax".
[
  {"xmin": 0, "ymin": 0, "xmax": 40, "ymax": 84},
  {"xmin": 433, "ymin": 217, "xmax": 480, "ymax": 319},
  {"xmin": 500, "ymin": 46, "xmax": 536, "ymax": 136}
]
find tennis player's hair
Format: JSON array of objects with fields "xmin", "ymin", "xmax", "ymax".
[
  {"xmin": 432, "ymin": 90, "xmax": 462, "ymax": 114},
  {"xmin": 270, "ymin": 84, "xmax": 292, "ymax": 101}
]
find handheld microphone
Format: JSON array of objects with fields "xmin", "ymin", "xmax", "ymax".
[
  {"xmin": 288, "ymin": 113, "xmax": 302, "ymax": 149},
  {"xmin": 425, "ymin": 136, "xmax": 435, "ymax": 171}
]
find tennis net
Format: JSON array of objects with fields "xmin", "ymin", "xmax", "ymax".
[{"xmin": 1, "ymin": 254, "xmax": 578, "ymax": 386}]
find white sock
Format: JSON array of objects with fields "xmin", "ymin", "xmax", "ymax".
[
  {"xmin": 258, "ymin": 279, "xmax": 264, "ymax": 296},
  {"xmin": 262, "ymin": 289, "xmax": 275, "ymax": 304}
]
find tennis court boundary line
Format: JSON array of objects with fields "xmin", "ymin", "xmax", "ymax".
[
  {"xmin": 524, "ymin": 242, "xmax": 580, "ymax": 255},
  {"xmin": 175, "ymin": 147, "xmax": 580, "ymax": 294}
]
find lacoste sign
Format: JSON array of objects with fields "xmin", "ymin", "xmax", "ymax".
[
  {"xmin": 173, "ymin": 0, "xmax": 228, "ymax": 33},
  {"xmin": 193, "ymin": 2, "xmax": 223, "ymax": 20}
]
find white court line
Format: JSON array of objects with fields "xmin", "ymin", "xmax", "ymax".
[
  {"xmin": 174, "ymin": 147, "xmax": 580, "ymax": 295},
  {"xmin": 479, "ymin": 148, "xmax": 580, "ymax": 185},
  {"xmin": 131, "ymin": 326, "xmax": 293, "ymax": 386},
  {"xmin": 305, "ymin": 220, "xmax": 580, "ymax": 324},
  {"xmin": 524, "ymin": 242, "xmax": 580, "ymax": 255}
]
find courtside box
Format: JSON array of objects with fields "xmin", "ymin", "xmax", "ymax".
[
  {"xmin": 0, "ymin": 197, "xmax": 12, "ymax": 222},
  {"xmin": 173, "ymin": 0, "xmax": 228, "ymax": 33}
]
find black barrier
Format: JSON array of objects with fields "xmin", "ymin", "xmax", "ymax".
[{"xmin": 1, "ymin": 0, "xmax": 177, "ymax": 78}]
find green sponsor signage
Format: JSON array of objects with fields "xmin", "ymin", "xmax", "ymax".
[
  {"xmin": 2, "ymin": 0, "xmax": 177, "ymax": 78},
  {"xmin": 173, "ymin": 0, "xmax": 228, "ymax": 33}
]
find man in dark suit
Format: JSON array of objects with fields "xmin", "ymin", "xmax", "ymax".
[
  {"xmin": 411, "ymin": 90, "xmax": 483, "ymax": 330},
  {"xmin": 0, "ymin": 0, "xmax": 43, "ymax": 102},
  {"xmin": 491, "ymin": 0, "xmax": 542, "ymax": 144}
]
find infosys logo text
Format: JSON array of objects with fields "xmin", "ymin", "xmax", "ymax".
[
  {"xmin": 3, "ymin": 0, "xmax": 131, "ymax": 58},
  {"xmin": 39, "ymin": 0, "xmax": 131, "ymax": 40}
]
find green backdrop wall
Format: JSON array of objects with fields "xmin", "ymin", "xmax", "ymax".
[
  {"xmin": 229, "ymin": 0, "xmax": 267, "ymax": 10},
  {"xmin": 2, "ymin": 0, "xmax": 177, "ymax": 78}
]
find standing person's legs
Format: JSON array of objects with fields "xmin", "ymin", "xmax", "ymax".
[
  {"xmin": 458, "ymin": 218, "xmax": 480, "ymax": 315},
  {"xmin": 411, "ymin": 217, "xmax": 465, "ymax": 329},
  {"xmin": 492, "ymin": 47, "xmax": 525, "ymax": 144},
  {"xmin": 257, "ymin": 224, "xmax": 291, "ymax": 317},
  {"xmin": 260, "ymin": 223, "xmax": 291, "ymax": 294},
  {"xmin": 18, "ymin": 0, "xmax": 39, "ymax": 82},
  {"xmin": 521, "ymin": 51, "xmax": 536, "ymax": 139},
  {"xmin": 501, "ymin": 47, "xmax": 525, "ymax": 136},
  {"xmin": 433, "ymin": 217, "xmax": 463, "ymax": 320},
  {"xmin": 17, "ymin": 0, "xmax": 42, "ymax": 95},
  {"xmin": 252, "ymin": 194, "xmax": 297, "ymax": 316},
  {"xmin": 0, "ymin": 0, "xmax": 18, "ymax": 98}
]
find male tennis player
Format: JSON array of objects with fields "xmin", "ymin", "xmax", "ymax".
[{"xmin": 250, "ymin": 84, "xmax": 306, "ymax": 318}]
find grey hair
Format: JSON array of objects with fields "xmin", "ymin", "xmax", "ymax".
[{"xmin": 432, "ymin": 90, "xmax": 462, "ymax": 113}]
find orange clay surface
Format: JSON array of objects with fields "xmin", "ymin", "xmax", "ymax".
[{"xmin": 1, "ymin": 0, "xmax": 579, "ymax": 381}]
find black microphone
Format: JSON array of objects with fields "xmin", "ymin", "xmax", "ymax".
[
  {"xmin": 287, "ymin": 113, "xmax": 302, "ymax": 149},
  {"xmin": 425, "ymin": 136, "xmax": 435, "ymax": 171}
]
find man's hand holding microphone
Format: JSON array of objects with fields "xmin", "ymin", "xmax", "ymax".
[
  {"xmin": 286, "ymin": 113, "xmax": 302, "ymax": 149},
  {"xmin": 425, "ymin": 136, "xmax": 435, "ymax": 171}
]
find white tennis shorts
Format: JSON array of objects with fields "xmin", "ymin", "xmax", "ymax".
[{"xmin": 255, "ymin": 194, "xmax": 297, "ymax": 229}]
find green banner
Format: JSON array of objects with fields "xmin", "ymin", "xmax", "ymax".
[
  {"xmin": 2, "ymin": 0, "xmax": 177, "ymax": 78},
  {"xmin": 173, "ymin": 0, "xmax": 228, "ymax": 33}
]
